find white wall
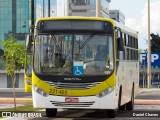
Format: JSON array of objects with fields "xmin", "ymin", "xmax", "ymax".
[
  {"xmin": 0, "ymin": 74, "xmax": 7, "ymax": 88},
  {"xmin": 0, "ymin": 70, "xmax": 24, "ymax": 88}
]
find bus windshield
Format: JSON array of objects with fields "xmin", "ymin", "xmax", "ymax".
[{"xmin": 34, "ymin": 33, "xmax": 113, "ymax": 76}]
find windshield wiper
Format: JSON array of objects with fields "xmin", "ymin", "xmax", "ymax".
[
  {"xmin": 80, "ymin": 34, "xmax": 95, "ymax": 49},
  {"xmin": 51, "ymin": 35, "xmax": 61, "ymax": 52}
]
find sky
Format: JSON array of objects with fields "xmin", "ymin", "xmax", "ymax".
[{"xmin": 110, "ymin": 0, "xmax": 160, "ymax": 50}]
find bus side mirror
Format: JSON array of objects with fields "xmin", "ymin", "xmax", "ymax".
[
  {"xmin": 117, "ymin": 38, "xmax": 124, "ymax": 60},
  {"xmin": 26, "ymin": 34, "xmax": 33, "ymax": 53},
  {"xmin": 117, "ymin": 38, "xmax": 124, "ymax": 51}
]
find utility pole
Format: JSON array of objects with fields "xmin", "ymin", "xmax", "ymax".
[
  {"xmin": 147, "ymin": 0, "xmax": 151, "ymax": 88},
  {"xmin": 31, "ymin": 0, "xmax": 34, "ymax": 33},
  {"xmin": 48, "ymin": 0, "xmax": 50, "ymax": 17},
  {"xmin": 96, "ymin": 0, "xmax": 101, "ymax": 17}
]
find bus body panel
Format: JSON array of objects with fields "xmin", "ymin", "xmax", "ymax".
[
  {"xmin": 115, "ymin": 55, "xmax": 139, "ymax": 106},
  {"xmin": 24, "ymin": 75, "xmax": 32, "ymax": 92},
  {"xmin": 31, "ymin": 16, "xmax": 139, "ymax": 111},
  {"xmin": 24, "ymin": 54, "xmax": 32, "ymax": 93},
  {"xmin": 32, "ymin": 72, "xmax": 115, "ymax": 96},
  {"xmin": 32, "ymin": 88, "xmax": 116, "ymax": 109},
  {"xmin": 32, "ymin": 87, "xmax": 46, "ymax": 108},
  {"xmin": 112, "ymin": 19, "xmax": 139, "ymax": 107}
]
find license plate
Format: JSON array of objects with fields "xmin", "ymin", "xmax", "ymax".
[{"xmin": 65, "ymin": 98, "xmax": 79, "ymax": 102}]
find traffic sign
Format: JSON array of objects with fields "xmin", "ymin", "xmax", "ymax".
[
  {"xmin": 73, "ymin": 61, "xmax": 84, "ymax": 76},
  {"xmin": 140, "ymin": 53, "xmax": 160, "ymax": 68}
]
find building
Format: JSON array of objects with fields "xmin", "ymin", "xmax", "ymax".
[
  {"xmin": 140, "ymin": 53, "xmax": 160, "ymax": 88},
  {"xmin": 34, "ymin": 0, "xmax": 111, "ymax": 19},
  {"xmin": 68, "ymin": 0, "xmax": 111, "ymax": 17},
  {"xmin": 0, "ymin": 0, "xmax": 112, "ymax": 88},
  {"xmin": 0, "ymin": 0, "xmax": 112, "ymax": 46},
  {"xmin": 0, "ymin": 0, "xmax": 32, "ymax": 88},
  {"xmin": 0, "ymin": 0, "xmax": 32, "ymax": 46},
  {"xmin": 109, "ymin": 10, "xmax": 125, "ymax": 24},
  {"xmin": 0, "ymin": 1, "xmax": 129, "ymax": 89},
  {"xmin": 0, "ymin": 0, "xmax": 112, "ymax": 45},
  {"xmin": 0, "ymin": 70, "xmax": 24, "ymax": 88}
]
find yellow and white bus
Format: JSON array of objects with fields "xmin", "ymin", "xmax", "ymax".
[
  {"xmin": 27, "ymin": 17, "xmax": 139, "ymax": 118},
  {"xmin": 24, "ymin": 54, "xmax": 32, "ymax": 92},
  {"xmin": 24, "ymin": 35, "xmax": 33, "ymax": 92}
]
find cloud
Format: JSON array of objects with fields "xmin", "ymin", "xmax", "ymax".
[{"xmin": 125, "ymin": 1, "xmax": 160, "ymax": 49}]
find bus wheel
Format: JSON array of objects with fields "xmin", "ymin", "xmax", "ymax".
[
  {"xmin": 126, "ymin": 87, "xmax": 134, "ymax": 110},
  {"xmin": 119, "ymin": 104, "xmax": 126, "ymax": 110},
  {"xmin": 107, "ymin": 109, "xmax": 117, "ymax": 118},
  {"xmin": 46, "ymin": 108, "xmax": 57, "ymax": 117},
  {"xmin": 118, "ymin": 87, "xmax": 126, "ymax": 110}
]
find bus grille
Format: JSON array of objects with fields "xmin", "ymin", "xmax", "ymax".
[
  {"xmin": 50, "ymin": 101, "xmax": 95, "ymax": 107},
  {"xmin": 44, "ymin": 81, "xmax": 100, "ymax": 89}
]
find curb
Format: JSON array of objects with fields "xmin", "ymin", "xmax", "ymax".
[
  {"xmin": 134, "ymin": 99, "xmax": 160, "ymax": 105},
  {"xmin": 0, "ymin": 98, "xmax": 32, "ymax": 104}
]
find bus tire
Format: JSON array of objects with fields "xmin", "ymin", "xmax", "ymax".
[
  {"xmin": 126, "ymin": 86, "xmax": 134, "ymax": 110},
  {"xmin": 46, "ymin": 108, "xmax": 57, "ymax": 117},
  {"xmin": 107, "ymin": 109, "xmax": 117, "ymax": 118},
  {"xmin": 118, "ymin": 86, "xmax": 126, "ymax": 110}
]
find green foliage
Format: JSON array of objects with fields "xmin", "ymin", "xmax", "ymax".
[
  {"xmin": 1, "ymin": 36, "xmax": 26, "ymax": 75},
  {"xmin": 1, "ymin": 36, "xmax": 26, "ymax": 110},
  {"xmin": 150, "ymin": 33, "xmax": 160, "ymax": 52}
]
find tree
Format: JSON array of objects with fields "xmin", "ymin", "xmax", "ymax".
[
  {"xmin": 1, "ymin": 36, "xmax": 26, "ymax": 110},
  {"xmin": 150, "ymin": 33, "xmax": 160, "ymax": 52}
]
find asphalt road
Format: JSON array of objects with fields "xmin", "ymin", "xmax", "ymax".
[
  {"xmin": 135, "ymin": 89, "xmax": 160, "ymax": 100},
  {"xmin": 5, "ymin": 108, "xmax": 160, "ymax": 120},
  {"xmin": 42, "ymin": 109, "xmax": 160, "ymax": 120},
  {"xmin": 0, "ymin": 92, "xmax": 32, "ymax": 98}
]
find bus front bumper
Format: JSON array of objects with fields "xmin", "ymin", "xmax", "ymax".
[{"xmin": 32, "ymin": 88, "xmax": 117, "ymax": 110}]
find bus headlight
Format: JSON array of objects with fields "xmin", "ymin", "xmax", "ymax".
[
  {"xmin": 26, "ymin": 79, "xmax": 32, "ymax": 85},
  {"xmin": 96, "ymin": 87, "xmax": 114, "ymax": 98},
  {"xmin": 33, "ymin": 86, "xmax": 49, "ymax": 97}
]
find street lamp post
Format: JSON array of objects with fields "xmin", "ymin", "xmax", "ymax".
[
  {"xmin": 31, "ymin": 0, "xmax": 34, "ymax": 33},
  {"xmin": 96, "ymin": 0, "xmax": 101, "ymax": 17},
  {"xmin": 147, "ymin": 0, "xmax": 151, "ymax": 88}
]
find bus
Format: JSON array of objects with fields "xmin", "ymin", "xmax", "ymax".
[
  {"xmin": 26, "ymin": 17, "xmax": 139, "ymax": 118},
  {"xmin": 24, "ymin": 35, "xmax": 33, "ymax": 92}
]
